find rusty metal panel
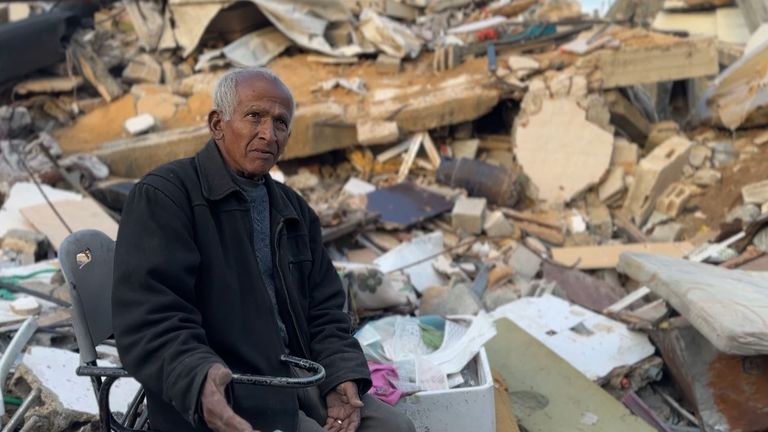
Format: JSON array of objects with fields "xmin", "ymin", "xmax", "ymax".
[{"xmin": 652, "ymin": 325, "xmax": 768, "ymax": 432}]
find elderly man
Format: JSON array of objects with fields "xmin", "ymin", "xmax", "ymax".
[{"xmin": 112, "ymin": 68, "xmax": 415, "ymax": 432}]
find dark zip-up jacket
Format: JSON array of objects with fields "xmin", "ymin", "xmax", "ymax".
[{"xmin": 112, "ymin": 140, "xmax": 371, "ymax": 432}]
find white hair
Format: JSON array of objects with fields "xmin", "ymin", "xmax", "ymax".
[{"xmin": 212, "ymin": 67, "xmax": 296, "ymax": 126}]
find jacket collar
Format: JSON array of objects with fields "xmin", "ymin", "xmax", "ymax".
[{"xmin": 195, "ymin": 140, "xmax": 299, "ymax": 221}]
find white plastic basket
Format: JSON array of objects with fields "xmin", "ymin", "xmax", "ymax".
[{"xmin": 396, "ymin": 348, "xmax": 495, "ymax": 432}]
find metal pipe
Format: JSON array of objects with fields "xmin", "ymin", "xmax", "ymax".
[
  {"xmin": 1, "ymin": 387, "xmax": 40, "ymax": 432},
  {"xmin": 0, "ymin": 318, "xmax": 38, "ymax": 428}
]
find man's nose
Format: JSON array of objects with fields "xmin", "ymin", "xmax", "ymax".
[{"xmin": 256, "ymin": 118, "xmax": 276, "ymax": 143}]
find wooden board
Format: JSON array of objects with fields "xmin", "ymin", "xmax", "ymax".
[
  {"xmin": 551, "ymin": 242, "xmax": 695, "ymax": 269},
  {"xmin": 20, "ymin": 199, "xmax": 118, "ymax": 250},
  {"xmin": 514, "ymin": 99, "xmax": 613, "ymax": 204},
  {"xmin": 486, "ymin": 319, "xmax": 655, "ymax": 432},
  {"xmin": 620, "ymin": 252, "xmax": 768, "ymax": 355}
]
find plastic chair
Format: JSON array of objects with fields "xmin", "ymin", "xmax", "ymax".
[{"xmin": 59, "ymin": 229, "xmax": 326, "ymax": 431}]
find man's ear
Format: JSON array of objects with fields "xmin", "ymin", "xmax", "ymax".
[{"xmin": 208, "ymin": 110, "xmax": 224, "ymax": 141}]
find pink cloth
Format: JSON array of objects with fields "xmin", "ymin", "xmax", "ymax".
[{"xmin": 367, "ymin": 361, "xmax": 403, "ymax": 405}]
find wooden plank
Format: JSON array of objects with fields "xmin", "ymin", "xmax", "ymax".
[
  {"xmin": 493, "ymin": 371, "xmax": 521, "ymax": 432},
  {"xmin": 20, "ymin": 199, "xmax": 118, "ymax": 251},
  {"xmin": 604, "ymin": 286, "xmax": 652, "ymax": 314},
  {"xmin": 621, "ymin": 252, "xmax": 768, "ymax": 355},
  {"xmin": 396, "ymin": 134, "xmax": 423, "ymax": 182},
  {"xmin": 487, "ymin": 319, "xmax": 656, "ymax": 432},
  {"xmin": 552, "ymin": 242, "xmax": 695, "ymax": 269}
]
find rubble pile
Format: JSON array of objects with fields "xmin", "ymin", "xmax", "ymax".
[{"xmin": 1, "ymin": 0, "xmax": 768, "ymax": 431}]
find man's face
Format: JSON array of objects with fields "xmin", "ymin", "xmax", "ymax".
[{"xmin": 208, "ymin": 74, "xmax": 293, "ymax": 177}]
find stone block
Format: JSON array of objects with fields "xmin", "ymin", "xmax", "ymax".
[
  {"xmin": 692, "ymin": 168, "xmax": 721, "ymax": 187},
  {"xmin": 122, "ymin": 53, "xmax": 162, "ymax": 84},
  {"xmin": 688, "ymin": 144, "xmax": 712, "ymax": 168},
  {"xmin": 623, "ymin": 136, "xmax": 692, "ymax": 226},
  {"xmin": 742, "ymin": 180, "xmax": 768, "ymax": 205},
  {"xmin": 356, "ymin": 120, "xmax": 399, "ymax": 145},
  {"xmin": 726, "ymin": 204, "xmax": 761, "ymax": 223},
  {"xmin": 124, "ymin": 113, "xmax": 156, "ymax": 135},
  {"xmin": 484, "ymin": 210, "xmax": 514, "ymax": 237},
  {"xmin": 376, "ymin": 54, "xmax": 401, "ymax": 74},
  {"xmin": 452, "ymin": 196, "xmax": 486, "ymax": 235}
]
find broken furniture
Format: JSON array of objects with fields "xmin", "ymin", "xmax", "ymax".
[{"xmin": 59, "ymin": 229, "xmax": 326, "ymax": 431}]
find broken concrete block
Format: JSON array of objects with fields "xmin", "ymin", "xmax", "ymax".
[
  {"xmin": 376, "ymin": 54, "xmax": 401, "ymax": 74},
  {"xmin": 124, "ymin": 113, "xmax": 156, "ymax": 135},
  {"xmin": 122, "ymin": 53, "xmax": 162, "ymax": 84},
  {"xmin": 655, "ymin": 183, "xmax": 693, "ymax": 218},
  {"xmin": 484, "ymin": 210, "xmax": 514, "ymax": 237},
  {"xmin": 483, "ymin": 286, "xmax": 521, "ymax": 311},
  {"xmin": 692, "ymin": 168, "xmax": 722, "ymax": 187},
  {"xmin": 604, "ymin": 90, "xmax": 651, "ymax": 144},
  {"xmin": 356, "ymin": 120, "xmax": 399, "ymax": 145},
  {"xmin": 650, "ymin": 222, "xmax": 683, "ymax": 242},
  {"xmin": 343, "ymin": 177, "xmax": 376, "ymax": 196},
  {"xmin": 13, "ymin": 346, "xmax": 141, "ymax": 430},
  {"xmin": 688, "ymin": 144, "xmax": 712, "ymax": 168},
  {"xmin": 1, "ymin": 229, "xmax": 49, "ymax": 259},
  {"xmin": 508, "ymin": 245, "xmax": 542, "ymax": 281},
  {"xmin": 645, "ymin": 121, "xmax": 680, "ymax": 150},
  {"xmin": 612, "ymin": 137, "xmax": 639, "ymax": 167},
  {"xmin": 452, "ymin": 197, "xmax": 487, "ymax": 235},
  {"xmin": 726, "ymin": 204, "xmax": 761, "ymax": 223},
  {"xmin": 742, "ymin": 179, "xmax": 768, "ymax": 205},
  {"xmin": 598, "ymin": 166, "xmax": 626, "ymax": 203},
  {"xmin": 10, "ymin": 297, "xmax": 40, "ymax": 316},
  {"xmin": 419, "ymin": 283, "xmax": 481, "ymax": 316},
  {"xmin": 624, "ymin": 136, "xmax": 692, "ymax": 226},
  {"xmin": 507, "ymin": 55, "xmax": 540, "ymax": 79},
  {"xmin": 452, "ymin": 139, "xmax": 479, "ymax": 160},
  {"xmin": 136, "ymin": 92, "xmax": 186, "ymax": 122},
  {"xmin": 515, "ymin": 98, "xmax": 614, "ymax": 204},
  {"xmin": 752, "ymin": 227, "xmax": 768, "ymax": 253},
  {"xmin": 711, "ymin": 140, "xmax": 738, "ymax": 167}
]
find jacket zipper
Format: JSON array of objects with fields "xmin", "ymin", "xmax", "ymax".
[{"xmin": 274, "ymin": 221, "xmax": 310, "ymax": 359}]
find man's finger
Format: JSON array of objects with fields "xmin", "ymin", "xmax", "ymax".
[{"xmin": 344, "ymin": 388, "xmax": 364, "ymax": 409}]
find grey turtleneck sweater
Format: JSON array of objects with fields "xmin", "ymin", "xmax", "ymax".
[{"xmin": 231, "ymin": 174, "xmax": 288, "ymax": 348}]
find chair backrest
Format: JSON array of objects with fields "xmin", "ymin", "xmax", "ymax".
[{"xmin": 59, "ymin": 229, "xmax": 116, "ymax": 365}]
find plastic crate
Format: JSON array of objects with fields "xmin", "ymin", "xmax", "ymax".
[{"xmin": 396, "ymin": 348, "xmax": 495, "ymax": 432}]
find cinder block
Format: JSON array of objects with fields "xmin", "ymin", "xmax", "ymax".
[
  {"xmin": 452, "ymin": 197, "xmax": 486, "ymax": 235},
  {"xmin": 483, "ymin": 210, "xmax": 514, "ymax": 237},
  {"xmin": 656, "ymin": 183, "xmax": 693, "ymax": 218}
]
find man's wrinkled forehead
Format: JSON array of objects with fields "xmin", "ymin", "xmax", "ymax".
[{"xmin": 234, "ymin": 72, "xmax": 293, "ymax": 112}]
